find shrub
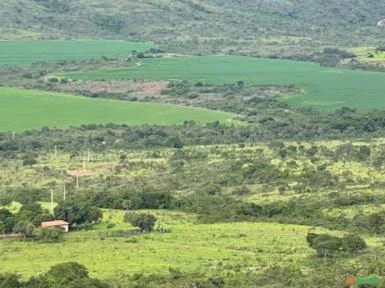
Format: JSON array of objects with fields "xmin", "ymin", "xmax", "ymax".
[
  {"xmin": 341, "ymin": 234, "xmax": 367, "ymax": 254},
  {"xmin": 38, "ymin": 228, "xmax": 64, "ymax": 243},
  {"xmin": 124, "ymin": 213, "xmax": 157, "ymax": 232}
]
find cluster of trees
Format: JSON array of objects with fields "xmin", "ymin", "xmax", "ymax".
[
  {"xmin": 0, "ymin": 197, "xmax": 102, "ymax": 240},
  {"xmin": 260, "ymin": 47, "xmax": 357, "ymax": 67},
  {"xmin": 54, "ymin": 197, "xmax": 103, "ymax": 229},
  {"xmin": 3, "ymin": 107, "xmax": 385, "ymax": 160},
  {"xmin": 0, "ymin": 262, "xmax": 109, "ymax": 288},
  {"xmin": 124, "ymin": 212, "xmax": 157, "ymax": 232},
  {"xmin": 3, "ymin": 135, "xmax": 385, "ymax": 234},
  {"xmin": 0, "ymin": 202, "xmax": 52, "ymax": 237},
  {"xmin": 306, "ymin": 233, "xmax": 367, "ymax": 259}
]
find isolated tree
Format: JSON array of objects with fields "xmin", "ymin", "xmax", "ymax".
[
  {"xmin": 124, "ymin": 213, "xmax": 157, "ymax": 232},
  {"xmin": 122, "ymin": 200, "xmax": 133, "ymax": 211},
  {"xmin": 237, "ymin": 80, "xmax": 245, "ymax": 88},
  {"xmin": 307, "ymin": 232, "xmax": 342, "ymax": 260}
]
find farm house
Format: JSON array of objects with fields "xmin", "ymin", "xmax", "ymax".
[{"xmin": 41, "ymin": 220, "xmax": 69, "ymax": 232}]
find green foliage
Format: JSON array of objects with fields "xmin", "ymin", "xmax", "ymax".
[
  {"xmin": 1, "ymin": 0, "xmax": 385, "ymax": 53},
  {"xmin": 24, "ymin": 262, "xmax": 110, "ymax": 288},
  {"xmin": 341, "ymin": 234, "xmax": 368, "ymax": 254},
  {"xmin": 17, "ymin": 202, "xmax": 52, "ymax": 226},
  {"xmin": 124, "ymin": 212, "xmax": 157, "ymax": 232},
  {"xmin": 0, "ymin": 273, "xmax": 21, "ymax": 288},
  {"xmin": 67, "ymin": 55, "xmax": 385, "ymax": 111},
  {"xmin": 0, "ymin": 208, "xmax": 12, "ymax": 223},
  {"xmin": 38, "ymin": 228, "xmax": 64, "ymax": 243},
  {"xmin": 54, "ymin": 198, "xmax": 102, "ymax": 228},
  {"xmin": 13, "ymin": 221, "xmax": 35, "ymax": 238},
  {"xmin": 22, "ymin": 155, "xmax": 37, "ymax": 166},
  {"xmin": 368, "ymin": 212, "xmax": 385, "ymax": 234},
  {"xmin": 307, "ymin": 232, "xmax": 367, "ymax": 258},
  {"xmin": 307, "ymin": 233, "xmax": 343, "ymax": 257}
]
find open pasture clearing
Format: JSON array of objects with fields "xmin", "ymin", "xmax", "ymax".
[
  {"xmin": 0, "ymin": 88, "xmax": 234, "ymax": 131},
  {"xmin": 67, "ymin": 55, "xmax": 385, "ymax": 111},
  {"xmin": 0, "ymin": 209, "xmax": 348, "ymax": 280},
  {"xmin": 0, "ymin": 40, "xmax": 153, "ymax": 66},
  {"xmin": 349, "ymin": 47, "xmax": 385, "ymax": 63}
]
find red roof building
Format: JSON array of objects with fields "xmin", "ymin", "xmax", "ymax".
[{"xmin": 41, "ymin": 220, "xmax": 69, "ymax": 232}]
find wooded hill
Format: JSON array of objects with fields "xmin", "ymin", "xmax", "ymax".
[{"xmin": 2, "ymin": 0, "xmax": 385, "ymax": 52}]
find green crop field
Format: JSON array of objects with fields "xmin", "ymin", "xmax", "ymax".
[
  {"xmin": 66, "ymin": 55, "xmax": 385, "ymax": 111},
  {"xmin": 0, "ymin": 88, "xmax": 234, "ymax": 131},
  {"xmin": 0, "ymin": 40, "xmax": 153, "ymax": 66}
]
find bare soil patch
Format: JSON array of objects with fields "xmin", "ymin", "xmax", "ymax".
[{"xmin": 59, "ymin": 80, "xmax": 168, "ymax": 99}]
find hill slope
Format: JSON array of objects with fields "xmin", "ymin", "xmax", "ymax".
[{"xmin": 2, "ymin": 0, "xmax": 385, "ymax": 51}]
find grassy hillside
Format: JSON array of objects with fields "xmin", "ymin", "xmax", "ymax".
[
  {"xmin": 0, "ymin": 40, "xmax": 153, "ymax": 65},
  {"xmin": 0, "ymin": 209, "xmax": 336, "ymax": 279},
  {"xmin": 2, "ymin": 0, "xmax": 385, "ymax": 51},
  {"xmin": 0, "ymin": 88, "xmax": 234, "ymax": 131},
  {"xmin": 1, "ymin": 138, "xmax": 385, "ymax": 286},
  {"xmin": 66, "ymin": 55, "xmax": 385, "ymax": 111}
]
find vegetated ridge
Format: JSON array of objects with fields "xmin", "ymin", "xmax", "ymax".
[{"xmin": 2, "ymin": 0, "xmax": 385, "ymax": 52}]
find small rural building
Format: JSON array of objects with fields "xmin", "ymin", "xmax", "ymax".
[{"xmin": 41, "ymin": 220, "xmax": 69, "ymax": 232}]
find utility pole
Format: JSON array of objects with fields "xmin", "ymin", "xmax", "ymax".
[
  {"xmin": 87, "ymin": 149, "xmax": 91, "ymax": 162},
  {"xmin": 54, "ymin": 145, "xmax": 57, "ymax": 157},
  {"xmin": 63, "ymin": 184, "xmax": 66, "ymax": 201},
  {"xmin": 50, "ymin": 190, "xmax": 54, "ymax": 216},
  {"xmin": 11, "ymin": 131, "xmax": 14, "ymax": 140},
  {"xmin": 76, "ymin": 175, "xmax": 79, "ymax": 189},
  {"xmin": 82, "ymin": 156, "xmax": 86, "ymax": 171}
]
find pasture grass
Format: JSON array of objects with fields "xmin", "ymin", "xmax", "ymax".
[
  {"xmin": 0, "ymin": 87, "xmax": 234, "ymax": 131},
  {"xmin": 0, "ymin": 209, "xmax": 345, "ymax": 280},
  {"xmin": 0, "ymin": 40, "xmax": 153, "ymax": 66},
  {"xmin": 67, "ymin": 55, "xmax": 385, "ymax": 111},
  {"xmin": 1, "ymin": 141, "xmax": 385, "ymax": 280},
  {"xmin": 349, "ymin": 47, "xmax": 385, "ymax": 63}
]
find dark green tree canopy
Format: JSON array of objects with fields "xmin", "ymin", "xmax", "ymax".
[
  {"xmin": 54, "ymin": 198, "xmax": 102, "ymax": 227},
  {"xmin": 23, "ymin": 262, "xmax": 110, "ymax": 288},
  {"xmin": 124, "ymin": 212, "xmax": 157, "ymax": 232}
]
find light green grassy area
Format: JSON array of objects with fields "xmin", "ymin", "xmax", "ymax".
[
  {"xmin": 1, "ymin": 141, "xmax": 385, "ymax": 281},
  {"xmin": 0, "ymin": 201, "xmax": 22, "ymax": 213},
  {"xmin": 0, "ymin": 87, "xmax": 234, "ymax": 131},
  {"xmin": 323, "ymin": 204, "xmax": 385, "ymax": 220},
  {"xmin": 66, "ymin": 55, "xmax": 385, "ymax": 111},
  {"xmin": 0, "ymin": 40, "xmax": 153, "ymax": 66},
  {"xmin": 349, "ymin": 47, "xmax": 385, "ymax": 63},
  {"xmin": 0, "ymin": 209, "xmax": 349, "ymax": 280}
]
